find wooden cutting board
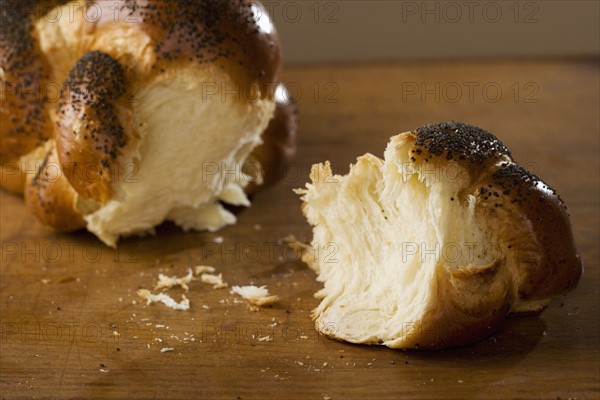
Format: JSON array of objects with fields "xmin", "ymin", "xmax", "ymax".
[{"xmin": 1, "ymin": 59, "xmax": 598, "ymax": 399}]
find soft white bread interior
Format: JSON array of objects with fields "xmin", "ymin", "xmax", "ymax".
[
  {"xmin": 297, "ymin": 122, "xmax": 582, "ymax": 349},
  {"xmin": 82, "ymin": 69, "xmax": 274, "ymax": 246}
]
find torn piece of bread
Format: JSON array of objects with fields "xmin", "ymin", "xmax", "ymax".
[
  {"xmin": 296, "ymin": 121, "xmax": 583, "ymax": 349},
  {"xmin": 193, "ymin": 266, "xmax": 216, "ymax": 276},
  {"xmin": 200, "ymin": 273, "xmax": 229, "ymax": 290},
  {"xmin": 231, "ymin": 285, "xmax": 279, "ymax": 307},
  {"xmin": 137, "ymin": 289, "xmax": 190, "ymax": 311},
  {"xmin": 154, "ymin": 269, "xmax": 194, "ymax": 292}
]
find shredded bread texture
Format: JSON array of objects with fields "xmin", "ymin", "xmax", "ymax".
[
  {"xmin": 231, "ymin": 285, "xmax": 279, "ymax": 307},
  {"xmin": 200, "ymin": 273, "xmax": 229, "ymax": 289},
  {"xmin": 154, "ymin": 268, "xmax": 194, "ymax": 292},
  {"xmin": 137, "ymin": 289, "xmax": 190, "ymax": 311}
]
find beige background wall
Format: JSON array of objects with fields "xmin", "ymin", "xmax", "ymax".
[{"xmin": 264, "ymin": 1, "xmax": 600, "ymax": 63}]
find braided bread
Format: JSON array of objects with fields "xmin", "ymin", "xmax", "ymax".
[
  {"xmin": 1, "ymin": 0, "xmax": 297, "ymax": 246},
  {"xmin": 297, "ymin": 121, "xmax": 582, "ymax": 349}
]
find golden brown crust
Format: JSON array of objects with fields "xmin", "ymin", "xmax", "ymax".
[
  {"xmin": 55, "ymin": 51, "xmax": 129, "ymax": 203},
  {"xmin": 412, "ymin": 121, "xmax": 512, "ymax": 164},
  {"xmin": 87, "ymin": 0, "xmax": 281, "ymax": 96},
  {"xmin": 0, "ymin": 164, "xmax": 25, "ymax": 193},
  {"xmin": 485, "ymin": 162, "xmax": 582, "ymax": 300},
  {"xmin": 0, "ymin": 0, "xmax": 54, "ymax": 163},
  {"xmin": 409, "ymin": 122, "xmax": 582, "ymax": 306},
  {"xmin": 24, "ymin": 142, "xmax": 86, "ymax": 231},
  {"xmin": 405, "ymin": 122, "xmax": 581, "ymax": 348}
]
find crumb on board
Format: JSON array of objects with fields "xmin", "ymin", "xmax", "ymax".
[
  {"xmin": 193, "ymin": 265, "xmax": 216, "ymax": 275},
  {"xmin": 230, "ymin": 285, "xmax": 279, "ymax": 308},
  {"xmin": 160, "ymin": 348, "xmax": 174, "ymax": 353},
  {"xmin": 201, "ymin": 273, "xmax": 228, "ymax": 289},
  {"xmin": 258, "ymin": 335, "xmax": 272, "ymax": 342},
  {"xmin": 137, "ymin": 289, "xmax": 190, "ymax": 311},
  {"xmin": 154, "ymin": 268, "xmax": 193, "ymax": 292},
  {"xmin": 283, "ymin": 234, "xmax": 311, "ymax": 252}
]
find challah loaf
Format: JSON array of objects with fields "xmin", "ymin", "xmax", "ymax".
[
  {"xmin": 297, "ymin": 121, "xmax": 582, "ymax": 349},
  {"xmin": 1, "ymin": 0, "xmax": 297, "ymax": 246}
]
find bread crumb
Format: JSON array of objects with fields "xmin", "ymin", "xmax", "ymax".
[
  {"xmin": 154, "ymin": 268, "xmax": 193, "ymax": 292},
  {"xmin": 283, "ymin": 234, "xmax": 311, "ymax": 252},
  {"xmin": 323, "ymin": 395, "xmax": 331, "ymax": 400},
  {"xmin": 213, "ymin": 236, "xmax": 224, "ymax": 244},
  {"xmin": 201, "ymin": 273, "xmax": 228, "ymax": 289},
  {"xmin": 258, "ymin": 335, "xmax": 272, "ymax": 342},
  {"xmin": 41, "ymin": 279, "xmax": 50, "ymax": 284},
  {"xmin": 160, "ymin": 348, "xmax": 174, "ymax": 353},
  {"xmin": 230, "ymin": 285, "xmax": 279, "ymax": 307},
  {"xmin": 193, "ymin": 265, "xmax": 216, "ymax": 275},
  {"xmin": 137, "ymin": 289, "xmax": 190, "ymax": 311}
]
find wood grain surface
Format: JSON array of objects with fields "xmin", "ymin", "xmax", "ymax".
[{"xmin": 1, "ymin": 59, "xmax": 599, "ymax": 399}]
